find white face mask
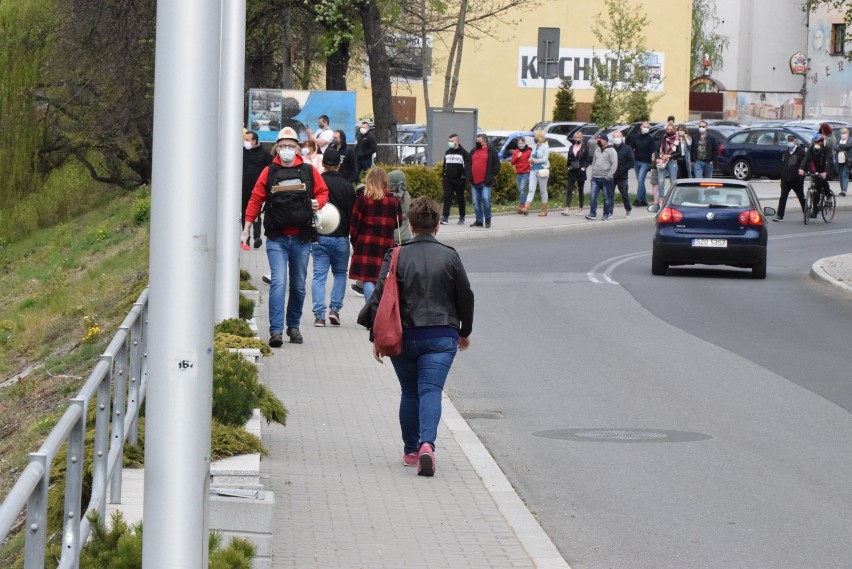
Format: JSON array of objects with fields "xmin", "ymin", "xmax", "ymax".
[
  {"xmin": 641, "ymin": 127, "xmax": 649, "ymax": 134},
  {"xmin": 842, "ymin": 135, "xmax": 849, "ymax": 141},
  {"xmin": 613, "ymin": 138, "xmax": 623, "ymax": 146},
  {"xmin": 278, "ymin": 148, "xmax": 297, "ymax": 162},
  {"xmin": 360, "ymin": 127, "xmax": 368, "ymax": 135},
  {"xmin": 243, "ymin": 141, "xmax": 253, "ymax": 150},
  {"xmin": 698, "ymin": 127, "xmax": 706, "ymax": 133},
  {"xmin": 301, "ymin": 147, "xmax": 310, "ymax": 156}
]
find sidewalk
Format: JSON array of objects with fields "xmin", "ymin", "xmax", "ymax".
[{"xmin": 240, "ymin": 182, "xmax": 852, "ymax": 568}]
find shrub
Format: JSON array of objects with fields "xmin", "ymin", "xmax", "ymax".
[
  {"xmin": 131, "ymin": 189, "xmax": 150, "ymax": 226},
  {"xmin": 375, "ymin": 164, "xmax": 442, "ymax": 202},
  {"xmin": 239, "ymin": 270, "xmax": 256, "ymax": 291},
  {"xmin": 238, "ymin": 294, "xmax": 255, "ymax": 320},
  {"xmin": 214, "ymin": 318, "xmax": 254, "ymax": 338},
  {"xmin": 211, "ymin": 420, "xmax": 268, "ymax": 460},
  {"xmin": 212, "ymin": 350, "xmax": 287, "ymax": 427},
  {"xmin": 256, "ymin": 383, "xmax": 288, "ymax": 426},
  {"xmin": 214, "ymin": 332, "xmax": 272, "ymax": 357}
]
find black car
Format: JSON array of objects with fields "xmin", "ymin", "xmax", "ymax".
[{"xmin": 649, "ymin": 179, "xmax": 776, "ymax": 279}]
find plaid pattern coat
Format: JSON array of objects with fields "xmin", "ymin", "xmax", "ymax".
[{"xmin": 348, "ymin": 191, "xmax": 402, "ymax": 282}]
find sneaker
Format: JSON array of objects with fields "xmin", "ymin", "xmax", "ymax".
[
  {"xmin": 456, "ymin": 218, "xmax": 466, "ymax": 225},
  {"xmin": 841, "ymin": 192, "xmax": 847, "ymax": 197},
  {"xmin": 575, "ymin": 209, "xmax": 585, "ymax": 216},
  {"xmin": 485, "ymin": 219, "xmax": 491, "ymax": 229},
  {"xmin": 350, "ymin": 283, "xmax": 364, "ymax": 296},
  {"xmin": 253, "ymin": 238, "xmax": 262, "ymax": 249},
  {"xmin": 772, "ymin": 217, "xmax": 783, "ymax": 222},
  {"xmin": 417, "ymin": 443, "xmax": 435, "ymax": 477},
  {"xmin": 286, "ymin": 327, "xmax": 303, "ymax": 344},
  {"xmin": 561, "ymin": 209, "xmax": 571, "ymax": 216},
  {"xmin": 632, "ymin": 199, "xmax": 643, "ymax": 207},
  {"xmin": 584, "ymin": 214, "xmax": 597, "ymax": 220},
  {"xmin": 261, "ymin": 274, "xmax": 271, "ymax": 284},
  {"xmin": 314, "ymin": 318, "xmax": 325, "ymax": 327},
  {"xmin": 470, "ymin": 221, "xmax": 484, "ymax": 227},
  {"xmin": 268, "ymin": 333, "xmax": 283, "ymax": 348},
  {"xmin": 439, "ymin": 216, "xmax": 449, "ymax": 225},
  {"xmin": 403, "ymin": 452, "xmax": 418, "ymax": 467},
  {"xmin": 625, "ymin": 211, "xmax": 632, "ymax": 218},
  {"xmin": 640, "ymin": 200, "xmax": 649, "ymax": 206},
  {"xmin": 328, "ymin": 311, "xmax": 340, "ymax": 326},
  {"xmin": 602, "ymin": 215, "xmax": 609, "ymax": 221}
]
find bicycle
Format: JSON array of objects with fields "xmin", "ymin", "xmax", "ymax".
[{"xmin": 804, "ymin": 175, "xmax": 836, "ymax": 224}]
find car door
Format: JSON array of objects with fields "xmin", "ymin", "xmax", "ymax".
[{"xmin": 747, "ymin": 129, "xmax": 778, "ymax": 176}]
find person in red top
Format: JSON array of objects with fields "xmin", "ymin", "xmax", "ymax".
[
  {"xmin": 510, "ymin": 138, "xmax": 532, "ymax": 210},
  {"xmin": 243, "ymin": 126, "xmax": 328, "ymax": 348},
  {"xmin": 348, "ymin": 167, "xmax": 402, "ymax": 302},
  {"xmin": 464, "ymin": 133, "xmax": 501, "ymax": 228}
]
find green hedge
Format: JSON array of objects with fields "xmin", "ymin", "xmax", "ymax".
[{"xmin": 378, "ymin": 153, "xmax": 569, "ymax": 207}]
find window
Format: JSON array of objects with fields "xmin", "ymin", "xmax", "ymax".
[
  {"xmin": 728, "ymin": 132, "xmax": 749, "ymax": 144},
  {"xmin": 830, "ymin": 23, "xmax": 846, "ymax": 55}
]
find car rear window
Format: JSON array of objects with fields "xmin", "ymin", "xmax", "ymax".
[
  {"xmin": 728, "ymin": 132, "xmax": 748, "ymax": 144},
  {"xmin": 671, "ymin": 185, "xmax": 750, "ymax": 207}
]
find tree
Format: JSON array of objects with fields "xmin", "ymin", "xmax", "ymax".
[
  {"xmin": 691, "ymin": 0, "xmax": 729, "ymax": 79},
  {"xmin": 590, "ymin": 0, "xmax": 658, "ymax": 128},
  {"xmin": 359, "ymin": 0, "xmax": 397, "ymax": 164},
  {"xmin": 552, "ymin": 80, "xmax": 576, "ymax": 121}
]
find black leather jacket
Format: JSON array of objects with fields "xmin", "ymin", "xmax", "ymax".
[{"xmin": 357, "ymin": 234, "xmax": 474, "ymax": 338}]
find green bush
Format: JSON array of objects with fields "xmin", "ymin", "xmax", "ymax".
[
  {"xmin": 212, "ymin": 350, "xmax": 287, "ymax": 427},
  {"xmin": 239, "ymin": 270, "xmax": 257, "ymax": 291},
  {"xmin": 131, "ymin": 189, "xmax": 150, "ymax": 226},
  {"xmin": 238, "ymin": 294, "xmax": 255, "ymax": 320},
  {"xmin": 211, "ymin": 420, "xmax": 268, "ymax": 460},
  {"xmin": 214, "ymin": 318, "xmax": 254, "ymax": 338},
  {"xmin": 376, "ymin": 164, "xmax": 443, "ymax": 202},
  {"xmin": 257, "ymin": 383, "xmax": 288, "ymax": 426},
  {"xmin": 214, "ymin": 332, "xmax": 272, "ymax": 357}
]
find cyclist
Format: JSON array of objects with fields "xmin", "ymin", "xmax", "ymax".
[{"xmin": 798, "ymin": 133, "xmax": 834, "ymax": 219}]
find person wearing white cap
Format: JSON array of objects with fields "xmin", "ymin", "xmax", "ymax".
[{"xmin": 243, "ymin": 127, "xmax": 329, "ymax": 347}]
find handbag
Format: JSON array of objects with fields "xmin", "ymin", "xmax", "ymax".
[
  {"xmin": 372, "ymin": 247, "xmax": 403, "ymax": 357},
  {"xmin": 539, "ymin": 168, "xmax": 550, "ymax": 179}
]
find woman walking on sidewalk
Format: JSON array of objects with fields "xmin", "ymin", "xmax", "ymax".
[{"xmin": 358, "ymin": 197, "xmax": 474, "ymax": 477}]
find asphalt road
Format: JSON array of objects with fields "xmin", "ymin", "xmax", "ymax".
[{"xmin": 447, "ymin": 217, "xmax": 852, "ymax": 569}]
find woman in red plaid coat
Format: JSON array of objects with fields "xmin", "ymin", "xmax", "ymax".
[{"xmin": 349, "ymin": 168, "xmax": 402, "ymax": 302}]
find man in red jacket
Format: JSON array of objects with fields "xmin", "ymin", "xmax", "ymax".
[
  {"xmin": 465, "ymin": 133, "xmax": 501, "ymax": 228},
  {"xmin": 243, "ymin": 127, "xmax": 329, "ymax": 348}
]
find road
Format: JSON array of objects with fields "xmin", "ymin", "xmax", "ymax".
[{"xmin": 447, "ymin": 217, "xmax": 852, "ymax": 569}]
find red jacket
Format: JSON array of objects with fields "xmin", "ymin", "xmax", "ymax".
[
  {"xmin": 511, "ymin": 147, "xmax": 532, "ymax": 174},
  {"xmin": 244, "ymin": 154, "xmax": 329, "ymax": 237},
  {"xmin": 348, "ymin": 191, "xmax": 402, "ymax": 282}
]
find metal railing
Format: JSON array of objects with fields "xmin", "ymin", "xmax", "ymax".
[
  {"xmin": 375, "ymin": 142, "xmax": 428, "ymax": 165},
  {"xmin": 0, "ymin": 287, "xmax": 149, "ymax": 569}
]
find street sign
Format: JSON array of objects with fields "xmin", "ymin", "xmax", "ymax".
[{"xmin": 537, "ymin": 27, "xmax": 560, "ymax": 79}]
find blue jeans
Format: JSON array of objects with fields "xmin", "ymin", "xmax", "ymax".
[
  {"xmin": 589, "ymin": 178, "xmax": 614, "ymax": 218},
  {"xmin": 471, "ymin": 183, "xmax": 492, "ymax": 222},
  {"xmin": 661, "ymin": 160, "xmax": 678, "ymax": 198},
  {"xmin": 311, "ymin": 236, "xmax": 350, "ymax": 319},
  {"xmin": 515, "ymin": 173, "xmax": 529, "ymax": 205},
  {"xmin": 693, "ymin": 160, "xmax": 713, "ymax": 178},
  {"xmin": 266, "ymin": 235, "xmax": 311, "ymax": 335},
  {"xmin": 838, "ymin": 162, "xmax": 849, "ymax": 194},
  {"xmin": 390, "ymin": 335, "xmax": 458, "ymax": 453},
  {"xmin": 635, "ymin": 161, "xmax": 650, "ymax": 202},
  {"xmin": 363, "ymin": 281, "xmax": 376, "ymax": 303}
]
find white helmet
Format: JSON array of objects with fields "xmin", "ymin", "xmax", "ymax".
[{"xmin": 314, "ymin": 202, "xmax": 341, "ymax": 235}]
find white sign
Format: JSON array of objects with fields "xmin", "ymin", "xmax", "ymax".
[{"xmin": 517, "ymin": 47, "xmax": 665, "ymax": 92}]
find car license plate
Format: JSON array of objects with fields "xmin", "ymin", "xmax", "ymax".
[{"xmin": 692, "ymin": 238, "xmax": 728, "ymax": 248}]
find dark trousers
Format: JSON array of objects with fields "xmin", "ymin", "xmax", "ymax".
[
  {"xmin": 241, "ymin": 192, "xmax": 261, "ymax": 239},
  {"xmin": 614, "ymin": 178, "xmax": 632, "ymax": 212},
  {"xmin": 811, "ymin": 175, "xmax": 831, "ymax": 216},
  {"xmin": 778, "ymin": 176, "xmax": 806, "ymax": 219},
  {"xmin": 442, "ymin": 177, "xmax": 467, "ymax": 219},
  {"xmin": 566, "ymin": 177, "xmax": 585, "ymax": 208},
  {"xmin": 356, "ymin": 158, "xmax": 373, "ymax": 182}
]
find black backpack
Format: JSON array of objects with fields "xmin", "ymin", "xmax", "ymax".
[{"xmin": 263, "ymin": 163, "xmax": 315, "ymax": 238}]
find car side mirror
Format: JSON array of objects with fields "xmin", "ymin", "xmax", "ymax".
[
  {"xmin": 763, "ymin": 206, "xmax": 776, "ymax": 216},
  {"xmin": 648, "ymin": 204, "xmax": 661, "ymax": 213}
]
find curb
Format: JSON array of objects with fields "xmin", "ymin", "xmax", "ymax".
[
  {"xmin": 810, "ymin": 254, "xmax": 852, "ymax": 299},
  {"xmin": 438, "ymin": 213, "xmax": 654, "ymax": 243}
]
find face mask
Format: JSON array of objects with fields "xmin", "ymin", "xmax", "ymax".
[
  {"xmin": 317, "ymin": 124, "xmax": 323, "ymax": 130},
  {"xmin": 301, "ymin": 147, "xmax": 310, "ymax": 156},
  {"xmin": 842, "ymin": 135, "xmax": 849, "ymax": 141},
  {"xmin": 476, "ymin": 142, "xmax": 483, "ymax": 148},
  {"xmin": 517, "ymin": 142, "xmax": 526, "ymax": 149},
  {"xmin": 698, "ymin": 127, "xmax": 706, "ymax": 133},
  {"xmin": 787, "ymin": 141, "xmax": 796, "ymax": 149},
  {"xmin": 613, "ymin": 138, "xmax": 623, "ymax": 146},
  {"xmin": 667, "ymin": 131, "xmax": 675, "ymax": 136},
  {"xmin": 448, "ymin": 141, "xmax": 455, "ymax": 149},
  {"xmin": 278, "ymin": 148, "xmax": 296, "ymax": 162},
  {"xmin": 641, "ymin": 128, "xmax": 649, "ymax": 134},
  {"xmin": 597, "ymin": 141, "xmax": 604, "ymax": 148},
  {"xmin": 243, "ymin": 141, "xmax": 252, "ymax": 150},
  {"xmin": 814, "ymin": 144, "xmax": 822, "ymax": 151},
  {"xmin": 574, "ymin": 139, "xmax": 582, "ymax": 145},
  {"xmin": 360, "ymin": 127, "xmax": 368, "ymax": 135}
]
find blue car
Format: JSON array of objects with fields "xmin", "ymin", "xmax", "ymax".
[
  {"xmin": 649, "ymin": 179, "xmax": 776, "ymax": 279},
  {"xmin": 716, "ymin": 127, "xmax": 813, "ymax": 180}
]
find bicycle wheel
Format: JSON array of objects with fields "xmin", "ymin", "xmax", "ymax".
[
  {"xmin": 804, "ymin": 186, "xmax": 814, "ymax": 225},
  {"xmin": 821, "ymin": 191, "xmax": 836, "ymax": 222}
]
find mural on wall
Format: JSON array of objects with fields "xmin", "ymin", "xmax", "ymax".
[
  {"xmin": 805, "ymin": 7, "xmax": 851, "ymax": 120},
  {"xmin": 246, "ymin": 89, "xmax": 356, "ymax": 144},
  {"xmin": 723, "ymin": 91, "xmax": 803, "ymax": 124}
]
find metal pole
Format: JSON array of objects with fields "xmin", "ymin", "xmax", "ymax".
[
  {"xmin": 143, "ymin": 0, "xmax": 221, "ymax": 566},
  {"xmin": 214, "ymin": 0, "xmax": 247, "ymax": 323},
  {"xmin": 540, "ymin": 40, "xmax": 551, "ymax": 125}
]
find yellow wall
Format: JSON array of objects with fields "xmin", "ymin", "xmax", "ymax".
[{"xmin": 352, "ymin": 0, "xmax": 692, "ymax": 129}]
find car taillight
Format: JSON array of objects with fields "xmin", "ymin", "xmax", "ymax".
[
  {"xmin": 738, "ymin": 209, "xmax": 764, "ymax": 226},
  {"xmin": 717, "ymin": 144, "xmax": 724, "ymax": 157},
  {"xmin": 658, "ymin": 207, "xmax": 683, "ymax": 223}
]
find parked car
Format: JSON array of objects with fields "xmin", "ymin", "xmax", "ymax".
[
  {"xmin": 649, "ymin": 179, "xmax": 775, "ymax": 279},
  {"xmin": 530, "ymin": 121, "xmax": 591, "ymax": 137},
  {"xmin": 480, "ymin": 130, "xmax": 571, "ymax": 161},
  {"xmin": 396, "ymin": 124, "xmax": 427, "ymax": 164},
  {"xmin": 744, "ymin": 120, "xmax": 788, "ymax": 128},
  {"xmin": 782, "ymin": 119, "xmax": 847, "ymax": 131},
  {"xmin": 716, "ymin": 127, "xmax": 813, "ymax": 180}
]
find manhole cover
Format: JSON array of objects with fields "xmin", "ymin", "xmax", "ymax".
[
  {"xmin": 461, "ymin": 411, "xmax": 504, "ymax": 420},
  {"xmin": 532, "ymin": 428, "xmax": 713, "ymax": 443}
]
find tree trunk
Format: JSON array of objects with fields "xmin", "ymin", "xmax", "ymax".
[
  {"xmin": 420, "ymin": 0, "xmax": 430, "ymax": 110},
  {"xmin": 326, "ymin": 39, "xmax": 350, "ymax": 90},
  {"xmin": 360, "ymin": 0, "xmax": 397, "ymax": 164},
  {"xmin": 443, "ymin": 0, "xmax": 467, "ymax": 107}
]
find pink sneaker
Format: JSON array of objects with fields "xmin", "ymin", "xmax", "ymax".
[
  {"xmin": 403, "ymin": 452, "xmax": 418, "ymax": 466},
  {"xmin": 417, "ymin": 443, "xmax": 435, "ymax": 476}
]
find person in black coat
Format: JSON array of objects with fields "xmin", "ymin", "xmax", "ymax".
[
  {"xmin": 774, "ymin": 134, "xmax": 807, "ymax": 222},
  {"xmin": 798, "ymin": 133, "xmax": 834, "ymax": 218},
  {"xmin": 354, "ymin": 121, "xmax": 377, "ymax": 181},
  {"xmin": 242, "ymin": 130, "xmax": 273, "ymax": 247},
  {"xmin": 612, "ymin": 131, "xmax": 635, "ymax": 217},
  {"xmin": 331, "ymin": 129, "xmax": 357, "ymax": 183},
  {"xmin": 564, "ymin": 131, "xmax": 592, "ymax": 215}
]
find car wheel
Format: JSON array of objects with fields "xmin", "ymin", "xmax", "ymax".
[
  {"xmin": 732, "ymin": 159, "xmax": 752, "ymax": 181},
  {"xmin": 751, "ymin": 255, "xmax": 767, "ymax": 279},
  {"xmin": 651, "ymin": 252, "xmax": 668, "ymax": 276}
]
